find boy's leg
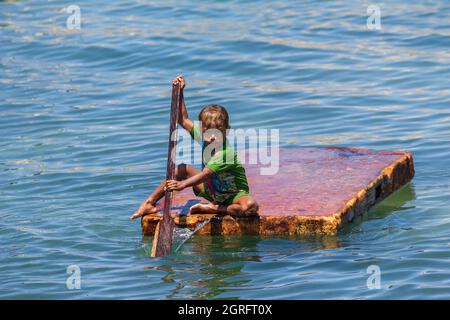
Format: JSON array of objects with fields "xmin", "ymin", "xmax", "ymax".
[
  {"xmin": 145, "ymin": 163, "xmax": 203, "ymax": 205},
  {"xmin": 131, "ymin": 163, "xmax": 203, "ymax": 220},
  {"xmin": 189, "ymin": 194, "xmax": 259, "ymax": 217},
  {"xmin": 224, "ymin": 194, "xmax": 259, "ymax": 216}
]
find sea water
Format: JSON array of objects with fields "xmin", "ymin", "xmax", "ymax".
[{"xmin": 1, "ymin": 0, "xmax": 449, "ymax": 299}]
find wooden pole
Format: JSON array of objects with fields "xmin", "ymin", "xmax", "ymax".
[{"xmin": 150, "ymin": 82, "xmax": 180, "ymax": 257}]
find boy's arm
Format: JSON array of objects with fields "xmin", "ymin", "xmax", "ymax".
[
  {"xmin": 166, "ymin": 168, "xmax": 213, "ymax": 191},
  {"xmin": 173, "ymin": 75, "xmax": 193, "ymax": 133}
]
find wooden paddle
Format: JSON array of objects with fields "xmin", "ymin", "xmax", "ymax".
[{"xmin": 150, "ymin": 82, "xmax": 181, "ymax": 257}]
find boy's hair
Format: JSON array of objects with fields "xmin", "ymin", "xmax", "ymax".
[{"xmin": 198, "ymin": 104, "xmax": 230, "ymax": 131}]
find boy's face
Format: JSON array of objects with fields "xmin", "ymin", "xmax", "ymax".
[{"xmin": 201, "ymin": 124, "xmax": 224, "ymax": 146}]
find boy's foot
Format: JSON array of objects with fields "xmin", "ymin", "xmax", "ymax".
[
  {"xmin": 130, "ymin": 201, "xmax": 158, "ymax": 220},
  {"xmin": 188, "ymin": 202, "xmax": 220, "ymax": 215}
]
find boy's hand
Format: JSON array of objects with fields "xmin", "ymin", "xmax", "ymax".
[
  {"xmin": 172, "ymin": 75, "xmax": 185, "ymax": 90},
  {"xmin": 165, "ymin": 179, "xmax": 185, "ymax": 191}
]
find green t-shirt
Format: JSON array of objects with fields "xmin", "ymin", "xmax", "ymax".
[{"xmin": 190, "ymin": 124, "xmax": 249, "ymax": 204}]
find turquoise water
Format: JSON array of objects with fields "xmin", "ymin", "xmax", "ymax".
[{"xmin": 1, "ymin": 0, "xmax": 449, "ymax": 299}]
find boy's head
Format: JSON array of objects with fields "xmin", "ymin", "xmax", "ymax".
[{"xmin": 198, "ymin": 104, "xmax": 230, "ymax": 144}]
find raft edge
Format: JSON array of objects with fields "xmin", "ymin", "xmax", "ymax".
[{"xmin": 141, "ymin": 150, "xmax": 415, "ymax": 236}]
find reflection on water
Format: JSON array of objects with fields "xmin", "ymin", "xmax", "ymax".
[
  {"xmin": 143, "ymin": 181, "xmax": 415, "ymax": 299},
  {"xmin": 341, "ymin": 183, "xmax": 417, "ymax": 233}
]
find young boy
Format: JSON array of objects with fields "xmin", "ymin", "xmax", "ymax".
[{"xmin": 131, "ymin": 76, "xmax": 259, "ymax": 220}]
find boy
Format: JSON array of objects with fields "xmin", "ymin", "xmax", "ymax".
[{"xmin": 131, "ymin": 76, "xmax": 259, "ymax": 220}]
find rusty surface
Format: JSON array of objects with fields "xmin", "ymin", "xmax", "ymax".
[{"xmin": 141, "ymin": 147, "xmax": 415, "ymax": 236}]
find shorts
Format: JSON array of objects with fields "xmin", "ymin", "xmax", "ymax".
[{"xmin": 193, "ymin": 185, "xmax": 249, "ymax": 206}]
